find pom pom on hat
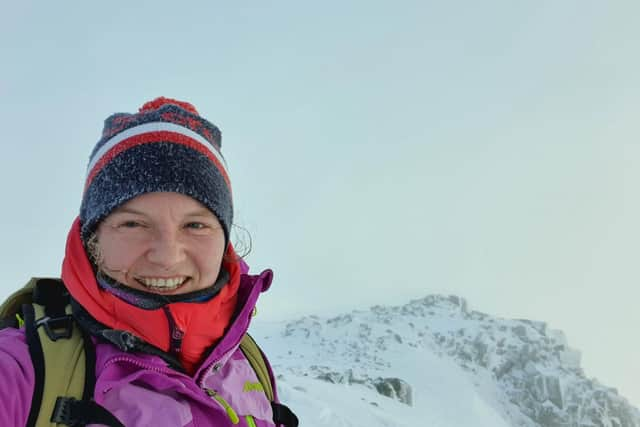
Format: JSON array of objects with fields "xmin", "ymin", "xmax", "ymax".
[
  {"xmin": 79, "ymin": 97, "xmax": 233, "ymax": 244},
  {"xmin": 139, "ymin": 97, "xmax": 200, "ymax": 115}
]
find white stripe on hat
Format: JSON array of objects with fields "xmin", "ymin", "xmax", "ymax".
[{"xmin": 86, "ymin": 122, "xmax": 228, "ymax": 180}]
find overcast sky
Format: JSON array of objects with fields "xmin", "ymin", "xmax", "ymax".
[{"xmin": 1, "ymin": 0, "xmax": 638, "ymax": 407}]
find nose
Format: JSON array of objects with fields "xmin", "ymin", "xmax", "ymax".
[{"xmin": 145, "ymin": 229, "xmax": 186, "ymax": 269}]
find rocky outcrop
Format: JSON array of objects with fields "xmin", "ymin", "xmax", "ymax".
[
  {"xmin": 373, "ymin": 377, "xmax": 412, "ymax": 406},
  {"xmin": 408, "ymin": 296, "xmax": 640, "ymax": 427},
  {"xmin": 274, "ymin": 294, "xmax": 640, "ymax": 427},
  {"xmin": 314, "ymin": 368, "xmax": 413, "ymax": 406}
]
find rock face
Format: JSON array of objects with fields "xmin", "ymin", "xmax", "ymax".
[
  {"xmin": 265, "ymin": 295, "xmax": 640, "ymax": 427},
  {"xmin": 313, "ymin": 369, "xmax": 413, "ymax": 406},
  {"xmin": 372, "ymin": 377, "xmax": 412, "ymax": 406},
  {"xmin": 411, "ymin": 297, "xmax": 639, "ymax": 427}
]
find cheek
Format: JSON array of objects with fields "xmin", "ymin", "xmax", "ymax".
[
  {"xmin": 98, "ymin": 237, "xmax": 144, "ymax": 270},
  {"xmin": 192, "ymin": 239, "xmax": 226, "ymax": 278}
]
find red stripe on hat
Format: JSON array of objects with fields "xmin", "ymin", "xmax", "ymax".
[{"xmin": 84, "ymin": 131, "xmax": 231, "ymax": 193}]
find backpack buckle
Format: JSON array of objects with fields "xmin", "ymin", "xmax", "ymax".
[
  {"xmin": 36, "ymin": 315, "xmax": 74, "ymax": 341},
  {"xmin": 51, "ymin": 397, "xmax": 78, "ymax": 425}
]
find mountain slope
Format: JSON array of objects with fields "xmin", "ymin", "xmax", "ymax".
[{"xmin": 251, "ymin": 295, "xmax": 640, "ymax": 427}]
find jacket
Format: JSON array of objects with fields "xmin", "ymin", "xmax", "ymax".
[{"xmin": 0, "ymin": 267, "xmax": 281, "ymax": 426}]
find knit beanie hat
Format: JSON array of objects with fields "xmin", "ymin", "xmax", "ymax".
[{"xmin": 79, "ymin": 97, "xmax": 232, "ymax": 245}]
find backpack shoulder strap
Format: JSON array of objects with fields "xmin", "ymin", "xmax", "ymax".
[
  {"xmin": 12, "ymin": 278, "xmax": 121, "ymax": 427},
  {"xmin": 239, "ymin": 333, "xmax": 299, "ymax": 427},
  {"xmin": 21, "ymin": 278, "xmax": 90, "ymax": 427},
  {"xmin": 239, "ymin": 333, "xmax": 274, "ymax": 401},
  {"xmin": 26, "ymin": 278, "xmax": 125, "ymax": 427}
]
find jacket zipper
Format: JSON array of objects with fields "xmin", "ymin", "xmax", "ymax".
[
  {"xmin": 205, "ymin": 389, "xmax": 260, "ymax": 427},
  {"xmin": 163, "ymin": 306, "xmax": 184, "ymax": 356},
  {"xmin": 103, "ymin": 355, "xmax": 174, "ymax": 374},
  {"xmin": 205, "ymin": 388, "xmax": 240, "ymax": 424}
]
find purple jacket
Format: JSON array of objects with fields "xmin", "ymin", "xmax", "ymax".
[{"xmin": 0, "ymin": 269, "xmax": 281, "ymax": 427}]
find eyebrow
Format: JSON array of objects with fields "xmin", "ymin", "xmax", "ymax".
[
  {"xmin": 112, "ymin": 207, "xmax": 214, "ymax": 217},
  {"xmin": 111, "ymin": 207, "xmax": 146, "ymax": 216},
  {"xmin": 184, "ymin": 209, "xmax": 215, "ymax": 218}
]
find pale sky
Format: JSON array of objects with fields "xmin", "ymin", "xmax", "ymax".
[{"xmin": 1, "ymin": 1, "xmax": 639, "ymax": 407}]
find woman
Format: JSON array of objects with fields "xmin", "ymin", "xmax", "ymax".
[{"xmin": 0, "ymin": 98, "xmax": 296, "ymax": 426}]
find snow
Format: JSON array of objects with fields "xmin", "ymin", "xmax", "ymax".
[
  {"xmin": 274, "ymin": 366, "xmax": 512, "ymax": 427},
  {"xmin": 249, "ymin": 295, "xmax": 640, "ymax": 427},
  {"xmin": 251, "ymin": 313, "xmax": 515, "ymax": 426}
]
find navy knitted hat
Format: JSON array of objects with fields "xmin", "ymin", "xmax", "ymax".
[{"xmin": 79, "ymin": 97, "xmax": 232, "ymax": 244}]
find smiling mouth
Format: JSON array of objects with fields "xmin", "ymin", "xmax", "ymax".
[{"xmin": 134, "ymin": 276, "xmax": 190, "ymax": 291}]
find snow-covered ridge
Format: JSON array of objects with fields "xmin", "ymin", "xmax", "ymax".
[{"xmin": 251, "ymin": 295, "xmax": 640, "ymax": 427}]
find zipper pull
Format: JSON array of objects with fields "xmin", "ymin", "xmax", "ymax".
[
  {"xmin": 163, "ymin": 307, "xmax": 184, "ymax": 355},
  {"xmin": 101, "ymin": 330, "xmax": 139, "ymax": 351},
  {"xmin": 205, "ymin": 388, "xmax": 240, "ymax": 424}
]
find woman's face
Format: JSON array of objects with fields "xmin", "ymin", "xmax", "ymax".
[{"xmin": 95, "ymin": 192, "xmax": 226, "ymax": 295}]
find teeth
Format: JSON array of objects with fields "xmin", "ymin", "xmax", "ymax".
[{"xmin": 139, "ymin": 277, "xmax": 187, "ymax": 289}]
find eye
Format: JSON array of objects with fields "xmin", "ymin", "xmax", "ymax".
[
  {"xmin": 185, "ymin": 222, "xmax": 207, "ymax": 230},
  {"xmin": 119, "ymin": 220, "xmax": 143, "ymax": 228}
]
